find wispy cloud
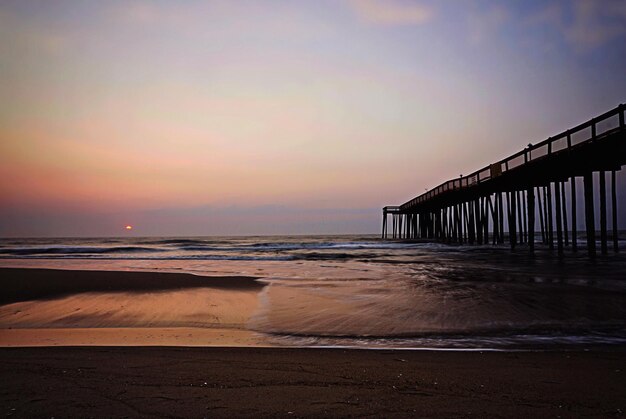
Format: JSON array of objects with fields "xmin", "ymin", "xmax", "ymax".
[
  {"xmin": 565, "ymin": 0, "xmax": 626, "ymax": 50},
  {"xmin": 347, "ymin": 0, "xmax": 434, "ymax": 26},
  {"xmin": 467, "ymin": 5, "xmax": 509, "ymax": 46},
  {"xmin": 0, "ymin": 9, "xmax": 71, "ymax": 57},
  {"xmin": 528, "ymin": 0, "xmax": 626, "ymax": 51}
]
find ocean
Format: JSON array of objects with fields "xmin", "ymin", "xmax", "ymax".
[{"xmin": 1, "ymin": 235, "xmax": 626, "ymax": 349}]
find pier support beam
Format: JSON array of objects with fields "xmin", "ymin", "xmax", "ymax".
[
  {"xmin": 527, "ymin": 187, "xmax": 535, "ymax": 253},
  {"xmin": 584, "ymin": 172, "xmax": 596, "ymax": 257},
  {"xmin": 546, "ymin": 185, "xmax": 554, "ymax": 250},
  {"xmin": 561, "ymin": 181, "xmax": 569, "ymax": 247},
  {"xmin": 498, "ymin": 193, "xmax": 504, "ymax": 244},
  {"xmin": 555, "ymin": 182, "xmax": 564, "ymax": 255},
  {"xmin": 613, "ymin": 170, "xmax": 619, "ymax": 252},
  {"xmin": 537, "ymin": 187, "xmax": 546, "ymax": 244},
  {"xmin": 508, "ymin": 192, "xmax": 517, "ymax": 249},
  {"xmin": 571, "ymin": 176, "xmax": 577, "ymax": 251},
  {"xmin": 600, "ymin": 171, "xmax": 608, "ymax": 254},
  {"xmin": 382, "ymin": 211, "xmax": 388, "ymax": 239}
]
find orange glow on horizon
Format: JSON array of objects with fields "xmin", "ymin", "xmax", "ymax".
[{"xmin": 125, "ymin": 225, "xmax": 133, "ymax": 231}]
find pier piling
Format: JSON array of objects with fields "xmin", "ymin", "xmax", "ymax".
[{"xmin": 382, "ymin": 104, "xmax": 624, "ymax": 257}]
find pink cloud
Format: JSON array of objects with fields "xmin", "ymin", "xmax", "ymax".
[{"xmin": 348, "ymin": 0, "xmax": 434, "ymax": 26}]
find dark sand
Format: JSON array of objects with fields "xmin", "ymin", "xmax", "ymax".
[
  {"xmin": 1, "ymin": 347, "xmax": 624, "ymax": 417},
  {"xmin": 0, "ymin": 268, "xmax": 262, "ymax": 305}
]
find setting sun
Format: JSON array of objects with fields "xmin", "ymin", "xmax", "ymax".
[{"xmin": 125, "ymin": 225, "xmax": 133, "ymax": 231}]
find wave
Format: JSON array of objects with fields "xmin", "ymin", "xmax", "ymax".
[
  {"xmin": 142, "ymin": 238, "xmax": 232, "ymax": 246},
  {"xmin": 0, "ymin": 254, "xmax": 295, "ymax": 261},
  {"xmin": 174, "ymin": 242, "xmax": 422, "ymax": 252},
  {"xmin": 0, "ymin": 251, "xmax": 378, "ymax": 261},
  {"xmin": 266, "ymin": 331, "xmax": 626, "ymax": 350},
  {"xmin": 0, "ymin": 246, "xmax": 162, "ymax": 255}
]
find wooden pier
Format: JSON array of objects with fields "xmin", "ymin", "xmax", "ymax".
[{"xmin": 382, "ymin": 104, "xmax": 626, "ymax": 256}]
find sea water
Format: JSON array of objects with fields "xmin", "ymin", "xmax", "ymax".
[{"xmin": 1, "ymin": 235, "xmax": 625, "ymax": 349}]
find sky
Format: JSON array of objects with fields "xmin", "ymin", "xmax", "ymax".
[{"xmin": 1, "ymin": 0, "xmax": 625, "ymax": 237}]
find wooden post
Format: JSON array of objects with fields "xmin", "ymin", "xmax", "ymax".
[
  {"xmin": 571, "ymin": 176, "xmax": 577, "ymax": 251},
  {"xmin": 406, "ymin": 213, "xmax": 410, "ymax": 239},
  {"xmin": 460, "ymin": 202, "xmax": 465, "ymax": 244},
  {"xmin": 537, "ymin": 186, "xmax": 546, "ymax": 244},
  {"xmin": 444, "ymin": 210, "xmax": 448, "ymax": 241},
  {"xmin": 528, "ymin": 187, "xmax": 535, "ymax": 253},
  {"xmin": 396, "ymin": 214, "xmax": 400, "ymax": 239},
  {"xmin": 584, "ymin": 172, "xmax": 596, "ymax": 257},
  {"xmin": 462, "ymin": 202, "xmax": 469, "ymax": 243},
  {"xmin": 415, "ymin": 212, "xmax": 419, "ymax": 239},
  {"xmin": 517, "ymin": 191, "xmax": 524, "ymax": 244},
  {"xmin": 487, "ymin": 195, "xmax": 498, "ymax": 246},
  {"xmin": 455, "ymin": 205, "xmax": 459, "ymax": 243},
  {"xmin": 470, "ymin": 200, "xmax": 477, "ymax": 244},
  {"xmin": 561, "ymin": 181, "xmax": 569, "ymax": 246},
  {"xmin": 406, "ymin": 214, "xmax": 409, "ymax": 239},
  {"xmin": 382, "ymin": 211, "xmax": 386, "ymax": 239},
  {"xmin": 480, "ymin": 197, "xmax": 485, "ymax": 244},
  {"xmin": 416, "ymin": 213, "xmax": 420, "ymax": 239},
  {"xmin": 522, "ymin": 190, "xmax": 528, "ymax": 244},
  {"xmin": 470, "ymin": 197, "xmax": 483, "ymax": 244},
  {"xmin": 394, "ymin": 213, "xmax": 396, "ymax": 239},
  {"xmin": 484, "ymin": 196, "xmax": 491, "ymax": 244},
  {"xmin": 600, "ymin": 171, "xmax": 608, "ymax": 254},
  {"xmin": 397, "ymin": 214, "xmax": 401, "ymax": 239},
  {"xmin": 451, "ymin": 206, "xmax": 457, "ymax": 242},
  {"xmin": 613, "ymin": 170, "xmax": 619, "ymax": 252},
  {"xmin": 498, "ymin": 193, "xmax": 504, "ymax": 244},
  {"xmin": 546, "ymin": 185, "xmax": 554, "ymax": 250},
  {"xmin": 554, "ymin": 181, "xmax": 564, "ymax": 255},
  {"xmin": 428, "ymin": 212, "xmax": 433, "ymax": 239},
  {"xmin": 510, "ymin": 192, "xmax": 517, "ymax": 249}
]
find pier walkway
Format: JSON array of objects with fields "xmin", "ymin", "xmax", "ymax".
[{"xmin": 382, "ymin": 104, "xmax": 626, "ymax": 256}]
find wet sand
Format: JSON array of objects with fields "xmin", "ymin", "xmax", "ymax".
[
  {"xmin": 0, "ymin": 268, "xmax": 267, "ymax": 347},
  {"xmin": 1, "ymin": 268, "xmax": 624, "ymax": 416},
  {"xmin": 1, "ymin": 347, "xmax": 624, "ymax": 417},
  {"xmin": 0, "ymin": 267, "xmax": 262, "ymax": 305}
]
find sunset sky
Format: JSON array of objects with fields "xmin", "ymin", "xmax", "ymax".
[{"xmin": 1, "ymin": 0, "xmax": 625, "ymax": 236}]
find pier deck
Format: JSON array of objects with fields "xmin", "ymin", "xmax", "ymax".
[{"xmin": 383, "ymin": 104, "xmax": 626, "ymax": 255}]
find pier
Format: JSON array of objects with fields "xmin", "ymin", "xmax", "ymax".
[{"xmin": 382, "ymin": 104, "xmax": 626, "ymax": 256}]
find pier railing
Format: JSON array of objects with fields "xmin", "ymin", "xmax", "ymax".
[{"xmin": 400, "ymin": 104, "xmax": 625, "ymax": 211}]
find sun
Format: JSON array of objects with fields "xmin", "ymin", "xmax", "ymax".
[{"xmin": 125, "ymin": 225, "xmax": 133, "ymax": 231}]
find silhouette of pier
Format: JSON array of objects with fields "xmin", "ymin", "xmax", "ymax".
[{"xmin": 382, "ymin": 104, "xmax": 626, "ymax": 256}]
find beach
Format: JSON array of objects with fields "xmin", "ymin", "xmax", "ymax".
[
  {"xmin": 2, "ymin": 347, "xmax": 624, "ymax": 417},
  {"xmin": 3, "ymin": 0, "xmax": 626, "ymax": 416},
  {"xmin": 1, "ymin": 246, "xmax": 625, "ymax": 416},
  {"xmin": 0, "ymin": 268, "xmax": 268, "ymax": 347}
]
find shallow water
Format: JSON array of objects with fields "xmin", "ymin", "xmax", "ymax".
[{"xmin": 1, "ymin": 235, "xmax": 625, "ymax": 349}]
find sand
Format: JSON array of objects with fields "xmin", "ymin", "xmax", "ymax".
[
  {"xmin": 1, "ymin": 268, "xmax": 624, "ymax": 417},
  {"xmin": 1, "ymin": 347, "xmax": 624, "ymax": 417},
  {"xmin": 0, "ymin": 268, "xmax": 268, "ymax": 347},
  {"xmin": 0, "ymin": 267, "xmax": 263, "ymax": 305}
]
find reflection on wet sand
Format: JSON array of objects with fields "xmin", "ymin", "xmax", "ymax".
[{"xmin": 0, "ymin": 269, "xmax": 268, "ymax": 347}]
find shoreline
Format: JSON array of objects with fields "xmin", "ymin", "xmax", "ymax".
[
  {"xmin": 0, "ymin": 327, "xmax": 270, "ymax": 348},
  {"xmin": 0, "ymin": 268, "xmax": 268, "ymax": 347},
  {"xmin": 1, "ymin": 266, "xmax": 624, "ymax": 416},
  {"xmin": 1, "ymin": 267, "xmax": 625, "ymax": 350},
  {"xmin": 0, "ymin": 267, "xmax": 263, "ymax": 305}
]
